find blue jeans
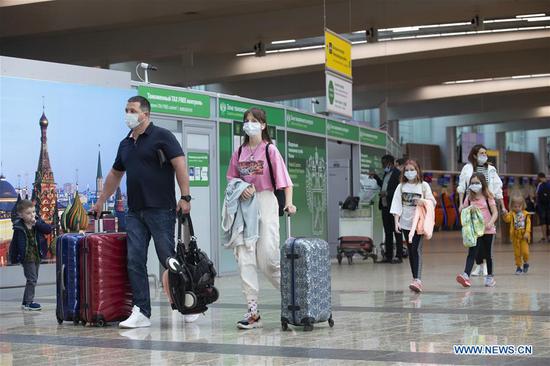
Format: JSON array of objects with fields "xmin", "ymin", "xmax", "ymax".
[{"xmin": 126, "ymin": 208, "xmax": 176, "ymax": 318}]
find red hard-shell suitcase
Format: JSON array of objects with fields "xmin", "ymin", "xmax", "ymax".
[{"xmin": 79, "ymin": 231, "xmax": 133, "ymax": 326}]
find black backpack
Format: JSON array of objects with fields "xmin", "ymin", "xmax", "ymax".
[{"xmin": 167, "ymin": 214, "xmax": 219, "ymax": 314}]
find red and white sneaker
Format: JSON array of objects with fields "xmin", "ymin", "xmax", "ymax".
[
  {"xmin": 409, "ymin": 279, "xmax": 423, "ymax": 293},
  {"xmin": 456, "ymin": 273, "xmax": 471, "ymax": 288},
  {"xmin": 237, "ymin": 311, "xmax": 262, "ymax": 329}
]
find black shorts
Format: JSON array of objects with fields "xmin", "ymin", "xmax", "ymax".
[{"xmin": 538, "ymin": 208, "xmax": 550, "ymax": 225}]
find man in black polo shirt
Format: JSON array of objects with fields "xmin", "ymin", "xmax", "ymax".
[{"xmin": 93, "ymin": 96, "xmax": 191, "ymax": 329}]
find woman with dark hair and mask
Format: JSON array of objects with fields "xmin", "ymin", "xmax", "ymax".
[
  {"xmin": 457, "ymin": 144, "xmax": 506, "ymax": 276},
  {"xmin": 226, "ymin": 108, "xmax": 296, "ymax": 330}
]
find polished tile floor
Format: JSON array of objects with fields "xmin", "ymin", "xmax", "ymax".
[{"xmin": 1, "ymin": 231, "xmax": 549, "ymax": 365}]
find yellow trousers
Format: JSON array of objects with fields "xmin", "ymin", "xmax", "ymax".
[{"xmin": 512, "ymin": 234, "xmax": 529, "ymax": 267}]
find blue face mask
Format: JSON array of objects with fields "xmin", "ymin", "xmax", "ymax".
[{"xmin": 384, "ymin": 167, "xmax": 391, "ymax": 173}]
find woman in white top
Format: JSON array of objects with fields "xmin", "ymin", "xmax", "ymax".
[
  {"xmin": 458, "ymin": 144, "xmax": 506, "ymax": 212},
  {"xmin": 457, "ymin": 144, "xmax": 506, "ymax": 276},
  {"xmin": 390, "ymin": 160, "xmax": 437, "ymax": 294}
]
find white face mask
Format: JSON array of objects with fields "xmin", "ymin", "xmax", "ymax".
[
  {"xmin": 404, "ymin": 170, "xmax": 417, "ymax": 181},
  {"xmin": 477, "ymin": 155, "xmax": 488, "ymax": 165},
  {"xmin": 469, "ymin": 183, "xmax": 482, "ymax": 193},
  {"xmin": 243, "ymin": 121, "xmax": 262, "ymax": 137},
  {"xmin": 125, "ymin": 113, "xmax": 141, "ymax": 129}
]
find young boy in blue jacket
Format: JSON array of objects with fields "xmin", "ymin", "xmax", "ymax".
[{"xmin": 9, "ymin": 199, "xmax": 52, "ymax": 310}]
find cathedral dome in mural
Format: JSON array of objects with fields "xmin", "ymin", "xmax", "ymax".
[{"xmin": 0, "ymin": 176, "xmax": 18, "ymax": 212}]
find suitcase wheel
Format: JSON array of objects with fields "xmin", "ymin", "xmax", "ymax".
[
  {"xmin": 72, "ymin": 318, "xmax": 80, "ymax": 326},
  {"xmin": 56, "ymin": 317, "xmax": 63, "ymax": 325},
  {"xmin": 81, "ymin": 320, "xmax": 87, "ymax": 326},
  {"xmin": 328, "ymin": 317, "xmax": 334, "ymax": 328},
  {"xmin": 96, "ymin": 319, "xmax": 105, "ymax": 327},
  {"xmin": 281, "ymin": 319, "xmax": 289, "ymax": 331}
]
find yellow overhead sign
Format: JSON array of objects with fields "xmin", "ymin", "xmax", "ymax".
[{"xmin": 325, "ymin": 29, "xmax": 352, "ymax": 78}]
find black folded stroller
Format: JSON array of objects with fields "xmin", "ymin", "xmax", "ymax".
[{"xmin": 164, "ymin": 213, "xmax": 219, "ymax": 314}]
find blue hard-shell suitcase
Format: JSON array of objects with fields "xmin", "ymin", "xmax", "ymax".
[
  {"xmin": 56, "ymin": 233, "xmax": 84, "ymax": 324},
  {"xmin": 280, "ymin": 216, "xmax": 334, "ymax": 331}
]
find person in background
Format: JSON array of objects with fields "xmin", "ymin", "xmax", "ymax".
[
  {"xmin": 457, "ymin": 145, "xmax": 505, "ymax": 277},
  {"xmin": 456, "ymin": 173, "xmax": 498, "ymax": 288},
  {"xmin": 390, "ymin": 160, "xmax": 437, "ymax": 293},
  {"xmin": 8, "ymin": 200, "xmax": 52, "ymax": 311},
  {"xmin": 535, "ymin": 172, "xmax": 550, "ymax": 243},
  {"xmin": 395, "ymin": 158, "xmax": 406, "ymax": 172},
  {"xmin": 502, "ymin": 195, "xmax": 531, "ymax": 274},
  {"xmin": 372, "ymin": 155, "xmax": 403, "ymax": 263}
]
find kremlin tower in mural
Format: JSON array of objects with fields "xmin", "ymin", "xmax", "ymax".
[
  {"xmin": 31, "ymin": 110, "xmax": 59, "ymax": 250},
  {"xmin": 96, "ymin": 145, "xmax": 104, "ymax": 202}
]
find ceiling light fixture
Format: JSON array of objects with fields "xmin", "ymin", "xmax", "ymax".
[
  {"xmin": 443, "ymin": 73, "xmax": 550, "ymax": 84},
  {"xmin": 271, "ymin": 39, "xmax": 296, "ymax": 44},
  {"xmin": 527, "ymin": 16, "xmax": 550, "ymax": 22},
  {"xmin": 516, "ymin": 13, "xmax": 546, "ymax": 18}
]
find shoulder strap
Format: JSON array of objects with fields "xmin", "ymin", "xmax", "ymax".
[
  {"xmin": 238, "ymin": 145, "xmax": 243, "ymax": 159},
  {"xmin": 265, "ymin": 143, "xmax": 276, "ymax": 190},
  {"xmin": 422, "ymin": 181, "xmax": 427, "ymax": 198}
]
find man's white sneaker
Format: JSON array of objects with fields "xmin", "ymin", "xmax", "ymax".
[
  {"xmin": 482, "ymin": 263, "xmax": 488, "ymax": 276},
  {"xmin": 119, "ymin": 306, "xmax": 151, "ymax": 329},
  {"xmin": 184, "ymin": 314, "xmax": 200, "ymax": 323}
]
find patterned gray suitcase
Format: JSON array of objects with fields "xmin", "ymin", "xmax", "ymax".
[{"xmin": 280, "ymin": 216, "xmax": 334, "ymax": 331}]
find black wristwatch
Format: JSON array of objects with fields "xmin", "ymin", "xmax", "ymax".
[{"xmin": 180, "ymin": 195, "xmax": 192, "ymax": 202}]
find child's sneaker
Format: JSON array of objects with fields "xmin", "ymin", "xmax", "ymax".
[
  {"xmin": 484, "ymin": 276, "xmax": 496, "ymax": 287},
  {"xmin": 21, "ymin": 302, "xmax": 42, "ymax": 311},
  {"xmin": 456, "ymin": 273, "xmax": 471, "ymax": 288},
  {"xmin": 470, "ymin": 264, "xmax": 482, "ymax": 276},
  {"xmin": 409, "ymin": 279, "xmax": 423, "ymax": 293},
  {"xmin": 523, "ymin": 263, "xmax": 529, "ymax": 274},
  {"xmin": 237, "ymin": 311, "xmax": 262, "ymax": 329},
  {"xmin": 515, "ymin": 267, "xmax": 523, "ymax": 275}
]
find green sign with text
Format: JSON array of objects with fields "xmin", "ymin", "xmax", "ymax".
[
  {"xmin": 327, "ymin": 119, "xmax": 359, "ymax": 141},
  {"xmin": 219, "ymin": 98, "xmax": 285, "ymax": 127},
  {"xmin": 287, "ymin": 132, "xmax": 327, "ymax": 239},
  {"xmin": 187, "ymin": 152, "xmax": 209, "ymax": 187},
  {"xmin": 360, "ymin": 127, "xmax": 387, "ymax": 148},
  {"xmin": 286, "ymin": 110, "xmax": 326, "ymax": 135},
  {"xmin": 138, "ymin": 86, "xmax": 211, "ymax": 118}
]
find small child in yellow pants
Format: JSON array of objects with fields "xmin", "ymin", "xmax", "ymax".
[{"xmin": 502, "ymin": 195, "xmax": 531, "ymax": 274}]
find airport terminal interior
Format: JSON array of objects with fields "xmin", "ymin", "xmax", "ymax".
[{"xmin": 1, "ymin": 0, "xmax": 550, "ymax": 365}]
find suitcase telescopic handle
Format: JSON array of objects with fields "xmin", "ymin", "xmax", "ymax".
[
  {"xmin": 60, "ymin": 264, "xmax": 66, "ymax": 292},
  {"xmin": 87, "ymin": 211, "xmax": 110, "ymax": 233},
  {"xmin": 285, "ymin": 208, "xmax": 291, "ymax": 239},
  {"xmin": 87, "ymin": 211, "xmax": 110, "ymax": 219}
]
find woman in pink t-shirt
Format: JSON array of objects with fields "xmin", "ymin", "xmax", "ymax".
[
  {"xmin": 456, "ymin": 173, "xmax": 499, "ymax": 288},
  {"xmin": 226, "ymin": 107, "xmax": 296, "ymax": 330}
]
